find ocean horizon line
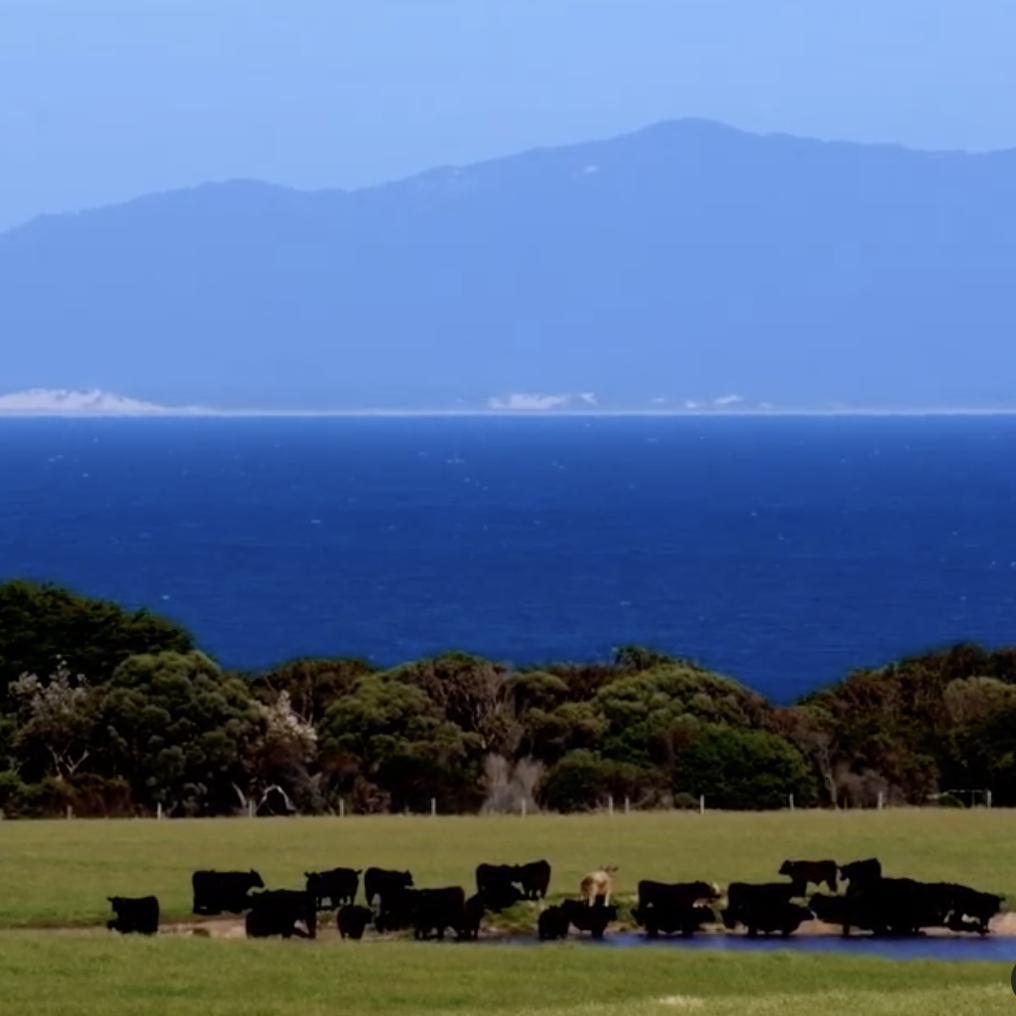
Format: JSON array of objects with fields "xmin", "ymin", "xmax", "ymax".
[{"xmin": 3, "ymin": 407, "xmax": 1016, "ymax": 420}]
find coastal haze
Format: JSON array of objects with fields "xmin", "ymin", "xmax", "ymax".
[{"xmin": 3, "ymin": 119, "xmax": 1016, "ymax": 412}]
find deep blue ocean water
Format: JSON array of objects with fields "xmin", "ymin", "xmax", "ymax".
[{"xmin": 2, "ymin": 416, "xmax": 1015, "ymax": 702}]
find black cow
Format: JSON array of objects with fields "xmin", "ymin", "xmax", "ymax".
[
  {"xmin": 374, "ymin": 887, "xmax": 416, "ymax": 934},
  {"xmin": 306, "ymin": 868, "xmax": 361, "ymax": 910},
  {"xmin": 809, "ymin": 892, "xmax": 882, "ymax": 936},
  {"xmin": 837, "ymin": 878, "xmax": 944, "ymax": 937},
  {"xmin": 638, "ymin": 880, "xmax": 721, "ymax": 912},
  {"xmin": 192, "ymin": 869, "xmax": 264, "ymax": 915},
  {"xmin": 944, "ymin": 884, "xmax": 1003, "ymax": 934},
  {"xmin": 107, "ymin": 895, "xmax": 159, "ymax": 935},
  {"xmin": 839, "ymin": 858, "xmax": 882, "ymax": 891},
  {"xmin": 364, "ymin": 867, "xmax": 414, "ymax": 908},
  {"xmin": 633, "ymin": 903, "xmax": 714, "ymax": 937},
  {"xmin": 538, "ymin": 905, "xmax": 570, "ymax": 940},
  {"xmin": 518, "ymin": 860, "xmax": 552, "ymax": 900},
  {"xmin": 411, "ymin": 887, "xmax": 467, "ymax": 941},
  {"xmin": 779, "ymin": 860, "xmax": 838, "ymax": 894},
  {"xmin": 337, "ymin": 904, "xmax": 374, "ymax": 940},
  {"xmin": 560, "ymin": 899, "xmax": 617, "ymax": 940},
  {"xmin": 726, "ymin": 881, "xmax": 800, "ymax": 916},
  {"xmin": 722, "ymin": 900, "xmax": 812, "ymax": 937},
  {"xmin": 475, "ymin": 864, "xmax": 525, "ymax": 912},
  {"xmin": 457, "ymin": 893, "xmax": 486, "ymax": 941},
  {"xmin": 245, "ymin": 889, "xmax": 317, "ymax": 939}
]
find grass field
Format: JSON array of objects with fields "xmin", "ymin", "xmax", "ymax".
[
  {"xmin": 0, "ymin": 811, "xmax": 1014, "ymax": 1014},
  {"xmin": 0, "ymin": 934, "xmax": 1010, "ymax": 1016},
  {"xmin": 0, "ymin": 809, "xmax": 1012, "ymax": 927}
]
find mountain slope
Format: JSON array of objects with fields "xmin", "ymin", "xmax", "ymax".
[{"xmin": 2, "ymin": 119, "xmax": 1016, "ymax": 410}]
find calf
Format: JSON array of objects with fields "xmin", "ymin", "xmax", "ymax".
[
  {"xmin": 192, "ymin": 869, "xmax": 264, "ymax": 915},
  {"xmin": 245, "ymin": 889, "xmax": 317, "ymax": 940},
  {"xmin": 364, "ymin": 867, "xmax": 414, "ymax": 908},
  {"xmin": 457, "ymin": 893, "xmax": 485, "ymax": 941},
  {"xmin": 411, "ymin": 886, "xmax": 467, "ymax": 941},
  {"xmin": 336, "ymin": 904, "xmax": 373, "ymax": 940},
  {"xmin": 305, "ymin": 867, "xmax": 361, "ymax": 910},
  {"xmin": 475, "ymin": 863, "xmax": 524, "ymax": 912},
  {"xmin": 561, "ymin": 899, "xmax": 617, "ymax": 939},
  {"xmin": 107, "ymin": 895, "xmax": 159, "ymax": 936},
  {"xmin": 633, "ymin": 903, "xmax": 714, "ymax": 938},
  {"xmin": 638, "ymin": 880, "xmax": 721, "ymax": 912},
  {"xmin": 538, "ymin": 904, "xmax": 570, "ymax": 941},
  {"xmin": 580, "ymin": 866, "xmax": 618, "ymax": 906},
  {"xmin": 779, "ymin": 859, "xmax": 838, "ymax": 894},
  {"xmin": 518, "ymin": 860, "xmax": 552, "ymax": 900},
  {"xmin": 722, "ymin": 900, "xmax": 812, "ymax": 937}
]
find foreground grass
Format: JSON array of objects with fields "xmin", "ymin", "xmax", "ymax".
[
  {"xmin": 0, "ymin": 934, "xmax": 1010, "ymax": 1016},
  {"xmin": 0, "ymin": 809, "xmax": 1012, "ymax": 928}
]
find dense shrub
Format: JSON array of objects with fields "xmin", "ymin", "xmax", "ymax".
[
  {"xmin": 3, "ymin": 580, "xmax": 1016, "ymax": 816},
  {"xmin": 675, "ymin": 726, "xmax": 819, "ymax": 809}
]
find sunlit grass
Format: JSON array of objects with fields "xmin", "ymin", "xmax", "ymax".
[
  {"xmin": 0, "ymin": 933, "xmax": 1009, "ymax": 1016},
  {"xmin": 0, "ymin": 809, "xmax": 1011, "ymax": 928}
]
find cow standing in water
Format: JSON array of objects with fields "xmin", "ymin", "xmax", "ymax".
[{"xmin": 580, "ymin": 866, "xmax": 618, "ymax": 906}]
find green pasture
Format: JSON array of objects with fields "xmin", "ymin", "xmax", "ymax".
[
  {"xmin": 1, "ymin": 811, "xmax": 1014, "ymax": 1015},
  {"xmin": 0, "ymin": 933, "xmax": 1010, "ymax": 1016},
  {"xmin": 0, "ymin": 809, "xmax": 1012, "ymax": 928}
]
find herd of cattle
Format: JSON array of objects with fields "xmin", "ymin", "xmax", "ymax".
[{"xmin": 106, "ymin": 856, "xmax": 1006, "ymax": 943}]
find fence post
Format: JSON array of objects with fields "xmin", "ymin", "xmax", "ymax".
[
  {"xmin": 699, "ymin": 795, "xmax": 705, "ymax": 814},
  {"xmin": 521, "ymin": 799, "xmax": 527, "ymax": 818},
  {"xmin": 248, "ymin": 800, "xmax": 255, "ymax": 819},
  {"xmin": 607, "ymin": 795, "xmax": 614, "ymax": 816},
  {"xmin": 156, "ymin": 802, "xmax": 163, "ymax": 821},
  {"xmin": 877, "ymin": 792, "xmax": 884, "ymax": 811},
  {"xmin": 624, "ymin": 796, "xmax": 630, "ymax": 815},
  {"xmin": 66, "ymin": 805, "xmax": 73, "ymax": 820},
  {"xmin": 987, "ymin": 790, "xmax": 993, "ymax": 809},
  {"xmin": 431, "ymin": 798, "xmax": 437, "ymax": 817},
  {"xmin": 789, "ymin": 794, "xmax": 794, "ymax": 811},
  {"xmin": 339, "ymin": 799, "xmax": 345, "ymax": 818}
]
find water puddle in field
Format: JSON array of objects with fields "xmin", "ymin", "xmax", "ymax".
[{"xmin": 488, "ymin": 932, "xmax": 1016, "ymax": 962}]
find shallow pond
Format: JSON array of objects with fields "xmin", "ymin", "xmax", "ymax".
[{"xmin": 489, "ymin": 932, "xmax": 1016, "ymax": 962}]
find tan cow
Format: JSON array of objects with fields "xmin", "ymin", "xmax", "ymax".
[{"xmin": 580, "ymin": 866, "xmax": 618, "ymax": 906}]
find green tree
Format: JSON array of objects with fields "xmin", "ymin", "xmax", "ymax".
[
  {"xmin": 8, "ymin": 658, "xmax": 98, "ymax": 782},
  {"xmin": 676, "ymin": 726, "xmax": 819, "ymax": 809},
  {"xmin": 0, "ymin": 580, "xmax": 195, "ymax": 704},
  {"xmin": 96, "ymin": 650, "xmax": 262, "ymax": 815}
]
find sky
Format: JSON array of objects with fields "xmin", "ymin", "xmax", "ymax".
[{"xmin": 1, "ymin": 0, "xmax": 1014, "ymax": 232}]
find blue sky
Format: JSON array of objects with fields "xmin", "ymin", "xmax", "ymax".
[{"xmin": 1, "ymin": 0, "xmax": 1013, "ymax": 231}]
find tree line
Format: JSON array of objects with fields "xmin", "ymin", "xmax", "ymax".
[{"xmin": 1, "ymin": 579, "xmax": 1014, "ymax": 818}]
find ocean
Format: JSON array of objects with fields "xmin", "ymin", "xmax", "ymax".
[{"xmin": 2, "ymin": 415, "xmax": 1015, "ymax": 702}]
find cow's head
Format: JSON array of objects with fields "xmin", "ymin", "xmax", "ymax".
[
  {"xmin": 778, "ymin": 860, "xmax": 793, "ymax": 876},
  {"xmin": 250, "ymin": 870, "xmax": 265, "ymax": 888}
]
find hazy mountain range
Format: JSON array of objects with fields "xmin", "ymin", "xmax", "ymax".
[{"xmin": 2, "ymin": 118, "xmax": 1015, "ymax": 412}]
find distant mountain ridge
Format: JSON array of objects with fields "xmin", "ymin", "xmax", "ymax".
[{"xmin": 2, "ymin": 118, "xmax": 1016, "ymax": 411}]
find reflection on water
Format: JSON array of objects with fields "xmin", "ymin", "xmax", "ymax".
[{"xmin": 492, "ymin": 933, "xmax": 1016, "ymax": 962}]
